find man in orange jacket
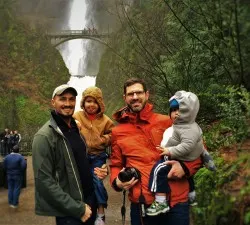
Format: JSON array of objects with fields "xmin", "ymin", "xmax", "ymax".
[{"xmin": 110, "ymin": 78, "xmax": 202, "ymax": 225}]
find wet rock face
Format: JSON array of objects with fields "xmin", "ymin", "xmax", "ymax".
[
  {"xmin": 84, "ymin": 0, "xmax": 135, "ymax": 32},
  {"xmin": 14, "ymin": 0, "xmax": 120, "ymax": 31},
  {"xmin": 13, "ymin": 0, "xmax": 127, "ymax": 76},
  {"xmin": 85, "ymin": 0, "xmax": 119, "ymax": 32},
  {"xmin": 14, "ymin": 0, "xmax": 73, "ymax": 30},
  {"xmin": 14, "ymin": 0, "xmax": 134, "ymax": 31}
]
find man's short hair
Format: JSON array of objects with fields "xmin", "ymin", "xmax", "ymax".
[
  {"xmin": 12, "ymin": 145, "xmax": 19, "ymax": 153},
  {"xmin": 123, "ymin": 78, "xmax": 148, "ymax": 94}
]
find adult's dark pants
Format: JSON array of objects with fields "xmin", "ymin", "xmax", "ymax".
[
  {"xmin": 0, "ymin": 142, "xmax": 3, "ymax": 156},
  {"xmin": 130, "ymin": 202, "xmax": 190, "ymax": 225},
  {"xmin": 55, "ymin": 192, "xmax": 97, "ymax": 225},
  {"xmin": 7, "ymin": 174, "xmax": 23, "ymax": 206},
  {"xmin": 2, "ymin": 142, "xmax": 8, "ymax": 156}
]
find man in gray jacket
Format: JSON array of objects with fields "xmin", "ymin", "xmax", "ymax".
[{"xmin": 32, "ymin": 84, "xmax": 107, "ymax": 225}]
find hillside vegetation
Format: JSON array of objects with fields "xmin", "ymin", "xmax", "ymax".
[
  {"xmin": 96, "ymin": 0, "xmax": 250, "ymax": 224},
  {"xmin": 0, "ymin": 0, "xmax": 70, "ymax": 134}
]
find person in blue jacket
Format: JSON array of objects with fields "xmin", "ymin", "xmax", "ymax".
[{"xmin": 3, "ymin": 145, "xmax": 26, "ymax": 208}]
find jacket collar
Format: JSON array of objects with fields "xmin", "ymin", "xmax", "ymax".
[
  {"xmin": 82, "ymin": 108, "xmax": 103, "ymax": 119},
  {"xmin": 113, "ymin": 103, "xmax": 154, "ymax": 123},
  {"xmin": 50, "ymin": 110, "xmax": 77, "ymax": 134}
]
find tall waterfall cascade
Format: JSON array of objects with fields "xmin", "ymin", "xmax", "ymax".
[{"xmin": 58, "ymin": 0, "xmax": 95, "ymax": 111}]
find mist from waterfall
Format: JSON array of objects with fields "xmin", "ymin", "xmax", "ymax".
[{"xmin": 58, "ymin": 0, "xmax": 95, "ymax": 111}]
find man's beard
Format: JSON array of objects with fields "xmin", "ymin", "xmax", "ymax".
[
  {"xmin": 55, "ymin": 109, "xmax": 74, "ymax": 119},
  {"xmin": 59, "ymin": 113, "xmax": 72, "ymax": 119},
  {"xmin": 127, "ymin": 100, "xmax": 146, "ymax": 113}
]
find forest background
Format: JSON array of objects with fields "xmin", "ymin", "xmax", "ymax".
[{"xmin": 0, "ymin": 0, "xmax": 249, "ymax": 224}]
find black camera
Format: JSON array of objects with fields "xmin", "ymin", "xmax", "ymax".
[{"xmin": 118, "ymin": 167, "xmax": 141, "ymax": 182}]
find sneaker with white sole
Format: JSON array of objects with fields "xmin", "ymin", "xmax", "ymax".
[
  {"xmin": 94, "ymin": 216, "xmax": 105, "ymax": 225},
  {"xmin": 189, "ymin": 201, "xmax": 198, "ymax": 207},
  {"xmin": 146, "ymin": 201, "xmax": 170, "ymax": 216}
]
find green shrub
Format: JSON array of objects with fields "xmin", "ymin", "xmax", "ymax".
[
  {"xmin": 192, "ymin": 153, "xmax": 250, "ymax": 225},
  {"xmin": 203, "ymin": 86, "xmax": 249, "ymax": 150}
]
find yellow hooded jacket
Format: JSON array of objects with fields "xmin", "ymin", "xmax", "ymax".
[{"xmin": 73, "ymin": 87, "xmax": 114, "ymax": 155}]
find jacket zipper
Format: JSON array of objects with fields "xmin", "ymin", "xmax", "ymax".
[{"xmin": 55, "ymin": 126, "xmax": 83, "ymax": 202}]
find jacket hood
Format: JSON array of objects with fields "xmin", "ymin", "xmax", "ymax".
[
  {"xmin": 113, "ymin": 103, "xmax": 153, "ymax": 123},
  {"xmin": 170, "ymin": 91, "xmax": 199, "ymax": 124},
  {"xmin": 80, "ymin": 87, "xmax": 105, "ymax": 116}
]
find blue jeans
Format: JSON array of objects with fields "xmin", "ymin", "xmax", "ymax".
[
  {"xmin": 88, "ymin": 152, "xmax": 108, "ymax": 207},
  {"xmin": 7, "ymin": 174, "xmax": 22, "ymax": 206},
  {"xmin": 56, "ymin": 192, "xmax": 97, "ymax": 225},
  {"xmin": 130, "ymin": 202, "xmax": 190, "ymax": 225}
]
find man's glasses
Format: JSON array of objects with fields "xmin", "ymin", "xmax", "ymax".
[{"xmin": 126, "ymin": 91, "xmax": 145, "ymax": 98}]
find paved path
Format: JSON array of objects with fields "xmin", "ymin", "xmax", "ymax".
[{"xmin": 0, "ymin": 156, "xmax": 130, "ymax": 225}]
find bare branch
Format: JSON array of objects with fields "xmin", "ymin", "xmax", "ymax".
[
  {"xmin": 163, "ymin": 0, "xmax": 234, "ymax": 83},
  {"xmin": 234, "ymin": 0, "xmax": 244, "ymax": 84},
  {"xmin": 120, "ymin": 0, "xmax": 172, "ymax": 92}
]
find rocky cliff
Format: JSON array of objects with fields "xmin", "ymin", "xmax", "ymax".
[{"xmin": 14, "ymin": 0, "xmax": 73, "ymax": 30}]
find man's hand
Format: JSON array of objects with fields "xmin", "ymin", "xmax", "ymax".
[
  {"xmin": 156, "ymin": 146, "xmax": 170, "ymax": 156},
  {"xmin": 116, "ymin": 168, "xmax": 138, "ymax": 191},
  {"xmin": 165, "ymin": 160, "xmax": 185, "ymax": 179},
  {"xmin": 94, "ymin": 164, "xmax": 108, "ymax": 180},
  {"xmin": 80, "ymin": 204, "xmax": 92, "ymax": 222}
]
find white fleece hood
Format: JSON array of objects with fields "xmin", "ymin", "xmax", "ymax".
[{"xmin": 169, "ymin": 91, "xmax": 200, "ymax": 124}]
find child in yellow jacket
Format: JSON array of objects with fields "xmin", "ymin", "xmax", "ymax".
[{"xmin": 73, "ymin": 86, "xmax": 114, "ymax": 225}]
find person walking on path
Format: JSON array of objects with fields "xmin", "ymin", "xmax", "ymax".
[
  {"xmin": 32, "ymin": 84, "xmax": 108, "ymax": 225},
  {"xmin": 73, "ymin": 87, "xmax": 114, "ymax": 225},
  {"xmin": 3, "ymin": 145, "xmax": 26, "ymax": 208},
  {"xmin": 109, "ymin": 78, "xmax": 202, "ymax": 225}
]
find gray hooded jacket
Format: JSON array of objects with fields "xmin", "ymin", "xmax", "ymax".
[{"xmin": 161, "ymin": 91, "xmax": 204, "ymax": 161}]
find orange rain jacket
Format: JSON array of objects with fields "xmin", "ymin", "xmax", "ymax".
[{"xmin": 110, "ymin": 103, "xmax": 202, "ymax": 207}]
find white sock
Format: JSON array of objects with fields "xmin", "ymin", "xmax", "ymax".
[
  {"xmin": 155, "ymin": 195, "xmax": 166, "ymax": 203},
  {"xmin": 97, "ymin": 213, "xmax": 105, "ymax": 218}
]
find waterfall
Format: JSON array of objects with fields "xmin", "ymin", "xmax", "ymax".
[{"xmin": 58, "ymin": 0, "xmax": 95, "ymax": 111}]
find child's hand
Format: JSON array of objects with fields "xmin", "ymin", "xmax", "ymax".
[
  {"xmin": 156, "ymin": 146, "xmax": 170, "ymax": 156},
  {"xmin": 94, "ymin": 165, "xmax": 108, "ymax": 180}
]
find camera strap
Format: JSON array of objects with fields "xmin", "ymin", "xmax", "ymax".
[
  {"xmin": 139, "ymin": 184, "xmax": 146, "ymax": 218},
  {"xmin": 121, "ymin": 155, "xmax": 127, "ymax": 225},
  {"xmin": 121, "ymin": 190, "xmax": 126, "ymax": 225}
]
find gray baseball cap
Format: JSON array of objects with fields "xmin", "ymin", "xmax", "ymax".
[{"xmin": 52, "ymin": 84, "xmax": 77, "ymax": 98}]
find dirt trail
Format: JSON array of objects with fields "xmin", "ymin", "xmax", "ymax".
[{"xmin": 0, "ymin": 157, "xmax": 130, "ymax": 225}]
